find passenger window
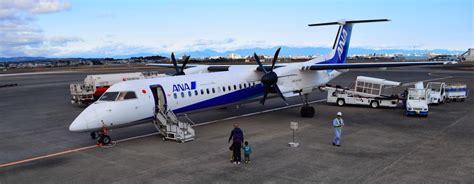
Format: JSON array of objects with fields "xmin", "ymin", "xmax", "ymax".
[
  {"xmin": 201, "ymin": 89, "xmax": 204, "ymax": 95},
  {"xmin": 188, "ymin": 91, "xmax": 192, "ymax": 97},
  {"xmin": 173, "ymin": 93, "xmax": 177, "ymax": 99},
  {"xmin": 212, "ymin": 88, "xmax": 215, "ymax": 93},
  {"xmin": 239, "ymin": 84, "xmax": 242, "ymax": 89},
  {"xmin": 234, "ymin": 85, "xmax": 237, "ymax": 90},
  {"xmin": 228, "ymin": 86, "xmax": 231, "ymax": 91},
  {"xmin": 206, "ymin": 88, "xmax": 210, "ymax": 94},
  {"xmin": 244, "ymin": 83, "xmax": 247, "ymax": 88},
  {"xmin": 195, "ymin": 90, "xmax": 198, "ymax": 96},
  {"xmin": 181, "ymin": 92, "xmax": 185, "ymax": 98}
]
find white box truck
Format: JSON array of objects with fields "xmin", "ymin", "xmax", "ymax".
[
  {"xmin": 445, "ymin": 83, "xmax": 468, "ymax": 102},
  {"xmin": 323, "ymin": 76, "xmax": 401, "ymax": 108}
]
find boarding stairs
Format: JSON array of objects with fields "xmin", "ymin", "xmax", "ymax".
[{"xmin": 153, "ymin": 110, "xmax": 195, "ymax": 143}]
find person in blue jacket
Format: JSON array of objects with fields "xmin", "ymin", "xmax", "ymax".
[
  {"xmin": 243, "ymin": 141, "xmax": 252, "ymax": 164},
  {"xmin": 228, "ymin": 124, "xmax": 244, "ymax": 164},
  {"xmin": 332, "ymin": 112, "xmax": 345, "ymax": 147}
]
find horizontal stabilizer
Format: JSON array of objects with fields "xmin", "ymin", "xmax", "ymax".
[{"xmin": 308, "ymin": 19, "xmax": 390, "ymax": 26}]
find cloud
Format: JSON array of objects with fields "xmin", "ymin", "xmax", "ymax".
[
  {"xmin": 180, "ymin": 38, "xmax": 277, "ymax": 52},
  {"xmin": 60, "ymin": 43, "xmax": 157, "ymax": 58},
  {"xmin": 0, "ymin": 0, "xmax": 70, "ymax": 16},
  {"xmin": 47, "ymin": 36, "xmax": 82, "ymax": 46},
  {"xmin": 0, "ymin": 0, "xmax": 72, "ymax": 57}
]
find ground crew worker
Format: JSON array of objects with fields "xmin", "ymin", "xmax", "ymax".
[
  {"xmin": 228, "ymin": 124, "xmax": 244, "ymax": 164},
  {"xmin": 332, "ymin": 112, "xmax": 344, "ymax": 147}
]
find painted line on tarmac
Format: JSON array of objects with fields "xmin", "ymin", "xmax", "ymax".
[
  {"xmin": 0, "ymin": 99, "xmax": 326, "ymax": 169},
  {"xmin": 0, "ymin": 145, "xmax": 97, "ymax": 169},
  {"xmin": 0, "ymin": 71, "xmax": 76, "ymax": 77}
]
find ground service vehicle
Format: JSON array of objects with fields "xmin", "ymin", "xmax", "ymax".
[
  {"xmin": 324, "ymin": 76, "xmax": 401, "ymax": 108},
  {"xmin": 426, "ymin": 82, "xmax": 447, "ymax": 104},
  {"xmin": 445, "ymin": 83, "xmax": 468, "ymax": 102},
  {"xmin": 405, "ymin": 88, "xmax": 429, "ymax": 117}
]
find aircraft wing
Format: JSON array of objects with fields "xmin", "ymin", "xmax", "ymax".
[
  {"xmin": 146, "ymin": 63, "xmax": 198, "ymax": 69},
  {"xmin": 147, "ymin": 63, "xmax": 286, "ymax": 72},
  {"xmin": 301, "ymin": 61, "xmax": 457, "ymax": 70}
]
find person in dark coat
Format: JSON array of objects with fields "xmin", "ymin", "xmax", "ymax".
[{"xmin": 228, "ymin": 124, "xmax": 244, "ymax": 164}]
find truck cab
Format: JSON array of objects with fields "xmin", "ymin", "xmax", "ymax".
[
  {"xmin": 426, "ymin": 82, "xmax": 446, "ymax": 104},
  {"xmin": 406, "ymin": 88, "xmax": 429, "ymax": 117}
]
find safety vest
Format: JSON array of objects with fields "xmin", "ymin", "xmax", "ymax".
[{"xmin": 334, "ymin": 118, "xmax": 343, "ymax": 128}]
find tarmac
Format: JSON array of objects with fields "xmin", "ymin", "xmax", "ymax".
[{"xmin": 0, "ymin": 66, "xmax": 473, "ymax": 183}]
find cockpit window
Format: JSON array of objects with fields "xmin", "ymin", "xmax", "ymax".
[
  {"xmin": 117, "ymin": 91, "xmax": 137, "ymax": 101},
  {"xmin": 99, "ymin": 92, "xmax": 119, "ymax": 101}
]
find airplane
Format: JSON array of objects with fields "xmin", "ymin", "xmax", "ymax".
[{"xmin": 69, "ymin": 19, "xmax": 455, "ymax": 143}]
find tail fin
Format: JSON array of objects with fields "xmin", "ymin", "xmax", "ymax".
[{"xmin": 309, "ymin": 19, "xmax": 389, "ymax": 64}]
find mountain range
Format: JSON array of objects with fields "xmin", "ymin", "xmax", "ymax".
[
  {"xmin": 0, "ymin": 46, "xmax": 465, "ymax": 62},
  {"xmin": 105, "ymin": 46, "xmax": 466, "ymax": 59}
]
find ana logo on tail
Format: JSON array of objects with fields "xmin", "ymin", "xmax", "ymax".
[{"xmin": 337, "ymin": 28, "xmax": 348, "ymax": 61}]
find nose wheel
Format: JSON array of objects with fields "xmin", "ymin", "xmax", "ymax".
[{"xmin": 91, "ymin": 126, "xmax": 112, "ymax": 146}]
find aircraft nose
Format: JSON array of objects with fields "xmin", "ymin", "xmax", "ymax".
[{"xmin": 69, "ymin": 114, "xmax": 88, "ymax": 132}]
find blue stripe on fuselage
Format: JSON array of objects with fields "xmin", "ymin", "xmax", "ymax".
[{"xmin": 173, "ymin": 84, "xmax": 264, "ymax": 113}]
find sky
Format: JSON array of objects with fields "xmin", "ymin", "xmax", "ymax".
[{"xmin": 0, "ymin": 0, "xmax": 472, "ymax": 57}]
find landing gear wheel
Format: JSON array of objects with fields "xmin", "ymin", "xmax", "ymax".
[
  {"xmin": 101, "ymin": 135, "xmax": 111, "ymax": 145},
  {"xmin": 90, "ymin": 131, "xmax": 98, "ymax": 140},
  {"xmin": 337, "ymin": 99, "xmax": 345, "ymax": 106},
  {"xmin": 300, "ymin": 106, "xmax": 315, "ymax": 118},
  {"xmin": 370, "ymin": 101, "xmax": 379, "ymax": 108}
]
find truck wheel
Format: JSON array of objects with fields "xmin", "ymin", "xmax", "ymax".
[
  {"xmin": 370, "ymin": 101, "xmax": 379, "ymax": 108},
  {"xmin": 337, "ymin": 99, "xmax": 345, "ymax": 106}
]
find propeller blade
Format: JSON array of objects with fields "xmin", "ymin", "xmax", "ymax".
[
  {"xmin": 271, "ymin": 47, "xmax": 281, "ymax": 71},
  {"xmin": 171, "ymin": 52, "xmax": 179, "ymax": 73},
  {"xmin": 253, "ymin": 53, "xmax": 267, "ymax": 73},
  {"xmin": 273, "ymin": 84, "xmax": 287, "ymax": 103},
  {"xmin": 180, "ymin": 56, "xmax": 190, "ymax": 73},
  {"xmin": 260, "ymin": 85, "xmax": 269, "ymax": 105}
]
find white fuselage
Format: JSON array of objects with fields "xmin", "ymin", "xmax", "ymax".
[{"xmin": 69, "ymin": 61, "xmax": 342, "ymax": 132}]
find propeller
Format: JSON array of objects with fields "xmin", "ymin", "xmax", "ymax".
[
  {"xmin": 253, "ymin": 47, "xmax": 287, "ymax": 105},
  {"xmin": 170, "ymin": 52, "xmax": 190, "ymax": 75}
]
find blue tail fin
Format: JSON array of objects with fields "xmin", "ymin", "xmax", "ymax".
[
  {"xmin": 332, "ymin": 24, "xmax": 353, "ymax": 64},
  {"xmin": 308, "ymin": 19, "xmax": 389, "ymax": 64}
]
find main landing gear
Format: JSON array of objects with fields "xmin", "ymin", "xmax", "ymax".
[
  {"xmin": 90, "ymin": 126, "xmax": 112, "ymax": 146},
  {"xmin": 300, "ymin": 93, "xmax": 315, "ymax": 118}
]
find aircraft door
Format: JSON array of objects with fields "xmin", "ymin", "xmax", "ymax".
[{"xmin": 150, "ymin": 85, "xmax": 167, "ymax": 113}]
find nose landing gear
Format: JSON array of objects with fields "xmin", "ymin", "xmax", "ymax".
[
  {"xmin": 90, "ymin": 126, "xmax": 112, "ymax": 146},
  {"xmin": 300, "ymin": 93, "xmax": 315, "ymax": 118}
]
